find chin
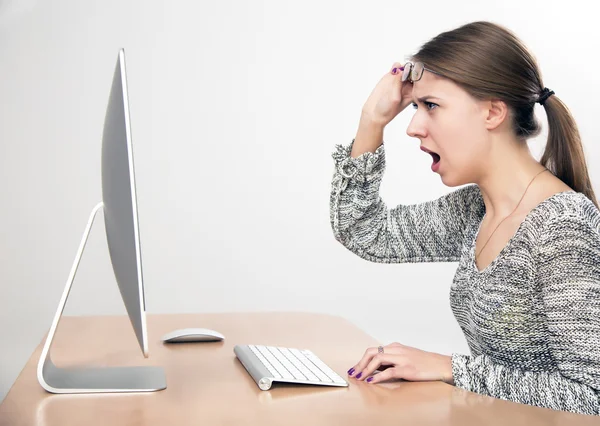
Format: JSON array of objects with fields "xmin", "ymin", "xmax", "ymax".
[{"xmin": 439, "ymin": 172, "xmax": 470, "ymax": 188}]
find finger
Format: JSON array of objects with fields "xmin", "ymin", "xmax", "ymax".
[
  {"xmin": 391, "ymin": 63, "xmax": 410, "ymax": 105},
  {"xmin": 375, "ymin": 345, "xmax": 396, "ymax": 371},
  {"xmin": 375, "ymin": 364, "xmax": 393, "ymax": 372},
  {"xmin": 390, "ymin": 62, "xmax": 405, "ymax": 76},
  {"xmin": 356, "ymin": 353, "xmax": 399, "ymax": 381},
  {"xmin": 351, "ymin": 362, "xmax": 394, "ymax": 377},
  {"xmin": 391, "ymin": 64, "xmax": 406, "ymax": 91},
  {"xmin": 348, "ymin": 347, "xmax": 378, "ymax": 377},
  {"xmin": 349, "ymin": 344, "xmax": 399, "ymax": 377},
  {"xmin": 366, "ymin": 367, "xmax": 399, "ymax": 384}
]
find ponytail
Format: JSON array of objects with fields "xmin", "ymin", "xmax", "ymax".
[{"xmin": 540, "ymin": 96, "xmax": 598, "ymax": 209}]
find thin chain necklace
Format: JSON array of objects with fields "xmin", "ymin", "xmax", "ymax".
[{"xmin": 475, "ymin": 168, "xmax": 548, "ymax": 262}]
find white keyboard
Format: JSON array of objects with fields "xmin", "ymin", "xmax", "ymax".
[{"xmin": 234, "ymin": 344, "xmax": 348, "ymax": 391}]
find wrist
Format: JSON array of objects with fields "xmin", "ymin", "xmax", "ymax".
[
  {"xmin": 359, "ymin": 112, "xmax": 387, "ymax": 129},
  {"xmin": 439, "ymin": 354, "xmax": 455, "ymax": 385}
]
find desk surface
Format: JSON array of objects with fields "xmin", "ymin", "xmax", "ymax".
[{"xmin": 0, "ymin": 312, "xmax": 599, "ymax": 425}]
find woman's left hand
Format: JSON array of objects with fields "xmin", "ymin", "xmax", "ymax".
[{"xmin": 347, "ymin": 342, "xmax": 454, "ymax": 385}]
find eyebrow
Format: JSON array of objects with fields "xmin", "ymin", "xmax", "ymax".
[{"xmin": 413, "ymin": 96, "xmax": 443, "ymax": 103}]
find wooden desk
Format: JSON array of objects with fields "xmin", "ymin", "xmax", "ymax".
[{"xmin": 1, "ymin": 312, "xmax": 598, "ymax": 425}]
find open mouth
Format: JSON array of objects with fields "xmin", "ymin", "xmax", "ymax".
[{"xmin": 420, "ymin": 146, "xmax": 441, "ymax": 166}]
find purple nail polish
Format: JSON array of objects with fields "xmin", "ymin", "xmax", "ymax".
[
  {"xmin": 356, "ymin": 372, "xmax": 362, "ymax": 379},
  {"xmin": 392, "ymin": 67, "xmax": 398, "ymax": 74},
  {"xmin": 400, "ymin": 66, "xmax": 404, "ymax": 71},
  {"xmin": 348, "ymin": 368, "xmax": 355, "ymax": 375},
  {"xmin": 367, "ymin": 377, "xmax": 373, "ymax": 383}
]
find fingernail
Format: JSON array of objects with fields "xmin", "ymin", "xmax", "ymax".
[
  {"xmin": 391, "ymin": 68, "xmax": 398, "ymax": 74},
  {"xmin": 356, "ymin": 372, "xmax": 362, "ymax": 379},
  {"xmin": 366, "ymin": 377, "xmax": 373, "ymax": 383},
  {"xmin": 348, "ymin": 368, "xmax": 355, "ymax": 375},
  {"xmin": 400, "ymin": 66, "xmax": 404, "ymax": 71}
]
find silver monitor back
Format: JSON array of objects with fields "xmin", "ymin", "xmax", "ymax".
[{"xmin": 102, "ymin": 48, "xmax": 147, "ymax": 357}]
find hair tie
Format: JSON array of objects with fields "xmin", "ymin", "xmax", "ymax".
[{"xmin": 538, "ymin": 87, "xmax": 555, "ymax": 106}]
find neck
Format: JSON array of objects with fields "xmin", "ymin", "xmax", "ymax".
[{"xmin": 475, "ymin": 137, "xmax": 547, "ymax": 220}]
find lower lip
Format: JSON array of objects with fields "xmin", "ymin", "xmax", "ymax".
[{"xmin": 431, "ymin": 159, "xmax": 441, "ymax": 172}]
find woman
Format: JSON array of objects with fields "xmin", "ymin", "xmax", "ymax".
[{"xmin": 330, "ymin": 21, "xmax": 600, "ymax": 415}]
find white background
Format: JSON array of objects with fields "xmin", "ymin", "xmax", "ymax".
[{"xmin": 1, "ymin": 0, "xmax": 598, "ymax": 402}]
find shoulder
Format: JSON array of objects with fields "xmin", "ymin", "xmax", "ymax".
[
  {"xmin": 532, "ymin": 191, "xmax": 600, "ymax": 236},
  {"xmin": 532, "ymin": 191, "xmax": 600, "ymax": 262},
  {"xmin": 533, "ymin": 192, "xmax": 600, "ymax": 302}
]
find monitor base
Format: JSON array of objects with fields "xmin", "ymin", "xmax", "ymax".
[{"xmin": 36, "ymin": 202, "xmax": 166, "ymax": 394}]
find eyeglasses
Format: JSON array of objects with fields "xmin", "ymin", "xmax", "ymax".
[{"xmin": 401, "ymin": 62, "xmax": 438, "ymax": 83}]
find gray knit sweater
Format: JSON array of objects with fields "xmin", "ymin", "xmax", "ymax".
[{"xmin": 330, "ymin": 140, "xmax": 600, "ymax": 415}]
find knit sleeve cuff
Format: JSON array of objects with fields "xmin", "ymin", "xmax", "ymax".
[
  {"xmin": 331, "ymin": 139, "xmax": 385, "ymax": 183},
  {"xmin": 451, "ymin": 353, "xmax": 471, "ymax": 390}
]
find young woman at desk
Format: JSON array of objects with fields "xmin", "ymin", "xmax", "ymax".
[{"xmin": 330, "ymin": 21, "xmax": 600, "ymax": 415}]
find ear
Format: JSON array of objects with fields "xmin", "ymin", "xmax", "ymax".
[{"xmin": 483, "ymin": 99, "xmax": 509, "ymax": 130}]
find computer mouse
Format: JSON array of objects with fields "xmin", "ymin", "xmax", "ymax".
[{"xmin": 161, "ymin": 328, "xmax": 225, "ymax": 343}]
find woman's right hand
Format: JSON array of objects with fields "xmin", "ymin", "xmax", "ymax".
[{"xmin": 361, "ymin": 62, "xmax": 414, "ymax": 127}]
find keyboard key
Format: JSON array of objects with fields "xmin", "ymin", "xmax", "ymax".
[
  {"xmin": 277, "ymin": 348, "xmax": 307, "ymax": 380},
  {"xmin": 265, "ymin": 346, "xmax": 295, "ymax": 380},
  {"xmin": 256, "ymin": 345, "xmax": 288, "ymax": 379},
  {"xmin": 302, "ymin": 350, "xmax": 346, "ymax": 384},
  {"xmin": 290, "ymin": 348, "xmax": 331, "ymax": 383},
  {"xmin": 249, "ymin": 345, "xmax": 281, "ymax": 379},
  {"xmin": 285, "ymin": 348, "xmax": 319, "ymax": 381}
]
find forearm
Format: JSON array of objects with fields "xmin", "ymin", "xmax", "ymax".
[
  {"xmin": 330, "ymin": 140, "xmax": 477, "ymax": 263},
  {"xmin": 330, "ymin": 141, "xmax": 394, "ymax": 261},
  {"xmin": 452, "ymin": 353, "xmax": 599, "ymax": 415},
  {"xmin": 351, "ymin": 114, "xmax": 385, "ymax": 158}
]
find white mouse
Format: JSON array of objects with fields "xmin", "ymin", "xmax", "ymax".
[{"xmin": 161, "ymin": 328, "xmax": 225, "ymax": 343}]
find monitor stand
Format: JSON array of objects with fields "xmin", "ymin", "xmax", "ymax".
[{"xmin": 37, "ymin": 202, "xmax": 167, "ymax": 394}]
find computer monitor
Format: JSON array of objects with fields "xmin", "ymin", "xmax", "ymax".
[
  {"xmin": 102, "ymin": 48, "xmax": 149, "ymax": 357},
  {"xmin": 37, "ymin": 49, "xmax": 167, "ymax": 394}
]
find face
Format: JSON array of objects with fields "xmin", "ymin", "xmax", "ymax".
[{"xmin": 406, "ymin": 70, "xmax": 491, "ymax": 187}]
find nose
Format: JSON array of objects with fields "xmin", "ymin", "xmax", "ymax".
[{"xmin": 406, "ymin": 112, "xmax": 427, "ymax": 139}]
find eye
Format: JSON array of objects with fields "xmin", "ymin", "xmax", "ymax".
[{"xmin": 411, "ymin": 101, "xmax": 439, "ymax": 111}]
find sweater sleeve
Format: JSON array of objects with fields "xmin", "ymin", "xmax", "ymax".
[
  {"xmin": 451, "ymin": 213, "xmax": 600, "ymax": 415},
  {"xmin": 329, "ymin": 140, "xmax": 481, "ymax": 263}
]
